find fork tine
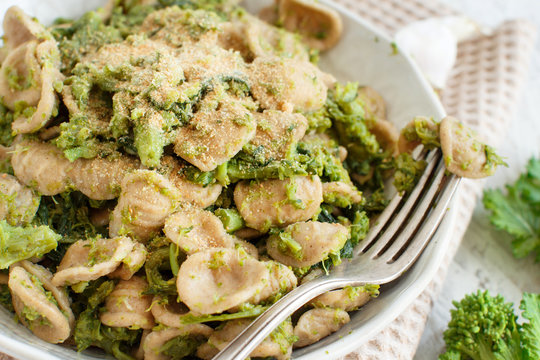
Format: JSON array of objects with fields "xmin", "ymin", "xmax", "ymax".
[
  {"xmin": 357, "ymin": 148, "xmax": 432, "ymax": 254},
  {"xmin": 362, "ymin": 148, "xmax": 441, "ymax": 256},
  {"xmin": 377, "ymin": 155, "xmax": 447, "ymax": 261},
  {"xmin": 386, "ymin": 170, "xmax": 460, "ymax": 272}
]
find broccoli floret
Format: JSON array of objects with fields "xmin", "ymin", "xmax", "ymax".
[
  {"xmin": 401, "ymin": 116, "xmax": 440, "ymax": 149},
  {"xmin": 0, "ymin": 221, "xmax": 60, "ymax": 269},
  {"xmin": 392, "ymin": 153, "xmax": 427, "ymax": 194},
  {"xmin": 328, "ymin": 82, "xmax": 381, "ymax": 161},
  {"xmin": 440, "ymin": 290, "xmax": 540, "ymax": 360},
  {"xmin": 54, "ymin": 11, "xmax": 123, "ymax": 73}
]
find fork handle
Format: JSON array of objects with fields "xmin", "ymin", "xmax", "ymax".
[{"xmin": 213, "ymin": 277, "xmax": 351, "ymax": 360}]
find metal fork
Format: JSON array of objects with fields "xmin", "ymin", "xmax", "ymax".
[{"xmin": 213, "ymin": 148, "xmax": 461, "ymax": 360}]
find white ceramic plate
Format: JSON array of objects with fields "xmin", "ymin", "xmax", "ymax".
[{"xmin": 0, "ymin": 1, "xmax": 456, "ymax": 359}]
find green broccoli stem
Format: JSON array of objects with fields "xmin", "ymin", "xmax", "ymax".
[
  {"xmin": 133, "ymin": 121, "xmax": 166, "ymax": 168},
  {"xmin": 214, "ymin": 208, "xmax": 245, "ymax": 233}
]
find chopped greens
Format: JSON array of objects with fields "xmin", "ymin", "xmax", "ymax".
[
  {"xmin": 0, "ymin": 220, "xmax": 60, "ymax": 269},
  {"xmin": 160, "ymin": 335, "xmax": 205, "ymax": 359},
  {"xmin": 181, "ymin": 304, "xmax": 269, "ymax": 324},
  {"xmin": 483, "ymin": 158, "xmax": 540, "ymax": 261}
]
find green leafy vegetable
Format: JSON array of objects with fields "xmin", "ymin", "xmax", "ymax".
[
  {"xmin": 328, "ymin": 82, "xmax": 380, "ymax": 161},
  {"xmin": 181, "ymin": 304, "xmax": 269, "ymax": 324},
  {"xmin": 145, "ymin": 247, "xmax": 178, "ymax": 296},
  {"xmin": 0, "ymin": 221, "xmax": 60, "ymax": 269},
  {"xmin": 317, "ymin": 210, "xmax": 369, "ymax": 273},
  {"xmin": 73, "ymin": 279, "xmax": 139, "ymax": 359},
  {"xmin": 0, "ymin": 103, "xmax": 15, "ymax": 147},
  {"xmin": 484, "ymin": 145, "xmax": 508, "ymax": 174},
  {"xmin": 160, "ymin": 334, "xmax": 205, "ymax": 359},
  {"xmin": 0, "ymin": 283, "xmax": 13, "ymax": 312},
  {"xmin": 53, "ymin": 11, "xmax": 123, "ymax": 73},
  {"xmin": 520, "ymin": 293, "xmax": 540, "ymax": 359},
  {"xmin": 35, "ymin": 192, "xmax": 105, "ymax": 243},
  {"xmin": 392, "ymin": 153, "xmax": 427, "ymax": 194},
  {"xmin": 439, "ymin": 290, "xmax": 540, "ymax": 360},
  {"xmin": 483, "ymin": 158, "xmax": 540, "ymax": 261},
  {"xmin": 400, "ymin": 116, "xmax": 440, "ymax": 149}
]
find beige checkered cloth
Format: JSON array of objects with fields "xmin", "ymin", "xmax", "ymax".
[{"xmin": 0, "ymin": 1, "xmax": 536, "ymax": 359}]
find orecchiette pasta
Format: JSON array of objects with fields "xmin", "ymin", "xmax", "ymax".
[
  {"xmin": 369, "ymin": 119, "xmax": 400, "ymax": 156},
  {"xmin": 267, "ymin": 221, "xmax": 349, "ymax": 268},
  {"xmin": 108, "ymin": 242, "xmax": 148, "ymax": 281},
  {"xmin": 249, "ymin": 56, "xmax": 332, "ymax": 112},
  {"xmin": 234, "ymin": 175, "xmax": 323, "ymax": 232},
  {"xmin": 9, "ymin": 261, "xmax": 74, "ymax": 343},
  {"xmin": 249, "ymin": 261, "xmax": 297, "ymax": 305},
  {"xmin": 11, "ymin": 140, "xmax": 73, "ymax": 195},
  {"xmin": 276, "ymin": 0, "xmax": 343, "ymax": 51},
  {"xmin": 11, "ymin": 40, "xmax": 62, "ymax": 134},
  {"xmin": 0, "ymin": 41, "xmax": 42, "ymax": 108},
  {"xmin": 310, "ymin": 287, "xmax": 372, "ymax": 311},
  {"xmin": 67, "ymin": 155, "xmax": 140, "ymax": 200},
  {"xmin": 205, "ymin": 318, "xmax": 295, "ymax": 360},
  {"xmin": 293, "ymin": 308, "xmax": 350, "ymax": 348},
  {"xmin": 51, "ymin": 236, "xmax": 135, "ymax": 286},
  {"xmin": 140, "ymin": 7, "xmax": 221, "ymax": 48},
  {"xmin": 143, "ymin": 325, "xmax": 214, "ymax": 360},
  {"xmin": 160, "ymin": 156, "xmax": 222, "ymax": 208},
  {"xmin": 440, "ymin": 116, "xmax": 501, "ymax": 178},
  {"xmin": 1, "ymin": 6, "xmax": 50, "ymax": 52},
  {"xmin": 176, "ymin": 248, "xmax": 270, "ymax": 314},
  {"xmin": 250, "ymin": 110, "xmax": 309, "ymax": 162},
  {"xmin": 176, "ymin": 44, "xmax": 247, "ymax": 82},
  {"xmin": 109, "ymin": 170, "xmax": 181, "ymax": 241},
  {"xmin": 150, "ymin": 295, "xmax": 190, "ymax": 328},
  {"xmin": 357, "ymin": 86, "xmax": 387, "ymax": 122},
  {"xmin": 322, "ymin": 181, "xmax": 363, "ymax": 206},
  {"xmin": 100, "ymin": 276, "xmax": 155, "ymax": 329},
  {"xmin": 164, "ymin": 207, "xmax": 235, "ymax": 255},
  {"xmin": 174, "ymin": 91, "xmax": 257, "ymax": 172},
  {"xmin": 219, "ymin": 13, "xmax": 310, "ymax": 62}
]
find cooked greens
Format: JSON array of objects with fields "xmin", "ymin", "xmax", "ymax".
[{"xmin": 0, "ymin": 220, "xmax": 60, "ymax": 269}]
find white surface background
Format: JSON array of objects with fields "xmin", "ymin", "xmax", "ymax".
[{"xmin": 415, "ymin": 0, "xmax": 540, "ymax": 359}]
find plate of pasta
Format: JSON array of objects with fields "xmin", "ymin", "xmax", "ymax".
[{"xmin": 0, "ymin": 0, "xmax": 464, "ymax": 359}]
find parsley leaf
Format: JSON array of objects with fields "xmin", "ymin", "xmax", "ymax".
[{"xmin": 483, "ymin": 158, "xmax": 540, "ymax": 261}]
